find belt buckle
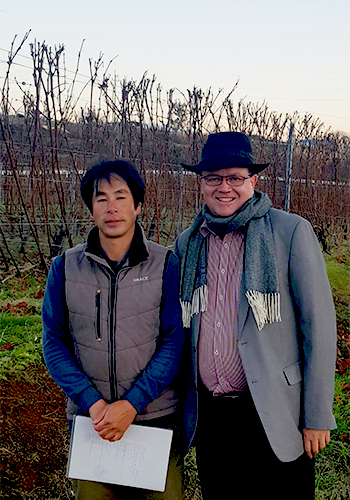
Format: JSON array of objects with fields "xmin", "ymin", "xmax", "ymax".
[{"xmin": 220, "ymin": 392, "xmax": 240, "ymax": 399}]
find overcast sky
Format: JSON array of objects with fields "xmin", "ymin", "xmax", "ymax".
[{"xmin": 1, "ymin": 0, "xmax": 349, "ymax": 134}]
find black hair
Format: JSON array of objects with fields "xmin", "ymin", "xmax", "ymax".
[{"xmin": 80, "ymin": 160, "xmax": 145, "ymax": 213}]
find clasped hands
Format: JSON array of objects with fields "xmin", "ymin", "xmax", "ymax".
[{"xmin": 89, "ymin": 399, "xmax": 137, "ymax": 442}]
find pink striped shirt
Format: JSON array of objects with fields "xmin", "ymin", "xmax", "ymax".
[{"xmin": 198, "ymin": 224, "xmax": 248, "ymax": 394}]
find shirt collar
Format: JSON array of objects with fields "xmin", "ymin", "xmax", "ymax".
[
  {"xmin": 199, "ymin": 221, "xmax": 211, "ymax": 238},
  {"xmin": 200, "ymin": 220, "xmax": 245, "ymax": 239},
  {"xmin": 85, "ymin": 222, "xmax": 149, "ymax": 270}
]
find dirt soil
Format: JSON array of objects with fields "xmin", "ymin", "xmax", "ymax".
[{"xmin": 0, "ymin": 364, "xmax": 74, "ymax": 500}]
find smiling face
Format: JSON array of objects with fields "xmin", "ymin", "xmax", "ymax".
[
  {"xmin": 92, "ymin": 175, "xmax": 141, "ymax": 249},
  {"xmin": 201, "ymin": 167, "xmax": 258, "ymax": 217}
]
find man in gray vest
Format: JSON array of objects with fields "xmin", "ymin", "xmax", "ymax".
[
  {"xmin": 42, "ymin": 160, "xmax": 185, "ymax": 499},
  {"xmin": 175, "ymin": 132, "xmax": 337, "ymax": 499}
]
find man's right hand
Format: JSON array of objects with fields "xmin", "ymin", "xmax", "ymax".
[{"xmin": 89, "ymin": 399, "xmax": 108, "ymax": 426}]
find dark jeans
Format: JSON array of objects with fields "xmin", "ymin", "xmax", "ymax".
[{"xmin": 195, "ymin": 386, "xmax": 315, "ymax": 500}]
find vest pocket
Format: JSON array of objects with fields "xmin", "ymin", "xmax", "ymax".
[{"xmin": 95, "ymin": 289, "xmax": 102, "ymax": 342}]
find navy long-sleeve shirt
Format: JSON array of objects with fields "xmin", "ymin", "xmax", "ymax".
[{"xmin": 42, "ymin": 237, "xmax": 184, "ymax": 417}]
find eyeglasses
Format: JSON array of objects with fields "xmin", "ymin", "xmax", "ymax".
[{"xmin": 201, "ymin": 174, "xmax": 252, "ymax": 187}]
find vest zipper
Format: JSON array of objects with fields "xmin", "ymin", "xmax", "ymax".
[
  {"xmin": 109, "ymin": 274, "xmax": 118, "ymax": 402},
  {"xmin": 95, "ymin": 289, "xmax": 101, "ymax": 342}
]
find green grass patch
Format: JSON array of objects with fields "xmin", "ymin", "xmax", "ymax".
[
  {"xmin": 326, "ymin": 260, "xmax": 350, "ymax": 302},
  {"xmin": 315, "ymin": 243, "xmax": 350, "ymax": 499},
  {"xmin": 0, "ymin": 270, "xmax": 46, "ymax": 380},
  {"xmin": 324, "ymin": 242, "xmax": 350, "ymax": 328},
  {"xmin": 326, "ymin": 259, "xmax": 350, "ymax": 328},
  {"xmin": 1, "ymin": 270, "xmax": 46, "ymax": 303},
  {"xmin": 0, "ymin": 312, "xmax": 43, "ymax": 379},
  {"xmin": 315, "ymin": 374, "xmax": 350, "ymax": 500}
]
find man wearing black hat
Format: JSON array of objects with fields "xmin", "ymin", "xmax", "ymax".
[{"xmin": 175, "ymin": 132, "xmax": 336, "ymax": 499}]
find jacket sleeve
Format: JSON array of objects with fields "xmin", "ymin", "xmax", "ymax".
[
  {"xmin": 289, "ymin": 218, "xmax": 337, "ymax": 430},
  {"xmin": 124, "ymin": 252, "xmax": 185, "ymax": 412},
  {"xmin": 174, "ymin": 228, "xmax": 189, "ymax": 260},
  {"xmin": 42, "ymin": 256, "xmax": 102, "ymax": 414}
]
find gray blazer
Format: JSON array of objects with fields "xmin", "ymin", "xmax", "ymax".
[{"xmin": 175, "ymin": 207, "xmax": 337, "ymax": 462}]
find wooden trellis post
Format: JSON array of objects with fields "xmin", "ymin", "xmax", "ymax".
[{"xmin": 284, "ymin": 123, "xmax": 294, "ymax": 213}]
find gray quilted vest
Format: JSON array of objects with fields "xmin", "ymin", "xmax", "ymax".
[{"xmin": 64, "ymin": 230, "xmax": 178, "ymax": 421}]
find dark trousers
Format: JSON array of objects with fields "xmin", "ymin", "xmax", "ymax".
[{"xmin": 195, "ymin": 386, "xmax": 315, "ymax": 500}]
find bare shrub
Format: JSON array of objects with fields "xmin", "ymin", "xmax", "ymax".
[{"xmin": 1, "ymin": 36, "xmax": 349, "ymax": 275}]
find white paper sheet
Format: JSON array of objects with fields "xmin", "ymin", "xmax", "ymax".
[{"xmin": 67, "ymin": 416, "xmax": 173, "ymax": 492}]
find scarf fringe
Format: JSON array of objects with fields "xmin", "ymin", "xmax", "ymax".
[
  {"xmin": 245, "ymin": 290, "xmax": 281, "ymax": 331},
  {"xmin": 180, "ymin": 284, "xmax": 208, "ymax": 328}
]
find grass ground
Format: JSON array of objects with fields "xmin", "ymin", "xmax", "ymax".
[{"xmin": 1, "ymin": 243, "xmax": 349, "ymax": 499}]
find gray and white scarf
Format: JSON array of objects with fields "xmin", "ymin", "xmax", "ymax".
[{"xmin": 179, "ymin": 191, "xmax": 281, "ymax": 331}]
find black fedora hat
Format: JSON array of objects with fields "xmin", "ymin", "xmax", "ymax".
[{"xmin": 181, "ymin": 132, "xmax": 269, "ymax": 174}]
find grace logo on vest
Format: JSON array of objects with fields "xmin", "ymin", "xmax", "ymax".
[{"xmin": 133, "ymin": 276, "xmax": 149, "ymax": 282}]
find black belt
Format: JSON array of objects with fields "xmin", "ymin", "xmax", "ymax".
[
  {"xmin": 198, "ymin": 380, "xmax": 249, "ymax": 400},
  {"xmin": 214, "ymin": 389, "xmax": 249, "ymax": 399}
]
